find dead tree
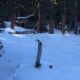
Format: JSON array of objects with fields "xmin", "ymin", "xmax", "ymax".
[{"xmin": 35, "ymin": 40, "xmax": 42, "ymax": 68}]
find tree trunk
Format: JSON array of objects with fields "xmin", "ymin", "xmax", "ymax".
[
  {"xmin": 11, "ymin": 14, "xmax": 16, "ymax": 29},
  {"xmin": 74, "ymin": 0, "xmax": 78, "ymax": 34},
  {"xmin": 49, "ymin": 0, "xmax": 54, "ymax": 34},
  {"xmin": 61, "ymin": 14, "xmax": 66, "ymax": 34},
  {"xmin": 37, "ymin": 0, "xmax": 41, "ymax": 32},
  {"xmin": 49, "ymin": 21, "xmax": 54, "ymax": 34},
  {"xmin": 61, "ymin": 0, "xmax": 66, "ymax": 34}
]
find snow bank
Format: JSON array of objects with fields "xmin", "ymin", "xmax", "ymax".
[
  {"xmin": 0, "ymin": 26, "xmax": 80, "ymax": 80},
  {"xmin": 14, "ymin": 26, "xmax": 25, "ymax": 32},
  {"xmin": 4, "ymin": 21, "xmax": 11, "ymax": 27},
  {"xmin": 4, "ymin": 26, "xmax": 26, "ymax": 33},
  {"xmin": 5, "ymin": 27, "xmax": 15, "ymax": 33}
]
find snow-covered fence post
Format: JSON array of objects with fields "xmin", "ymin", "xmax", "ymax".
[{"xmin": 35, "ymin": 40, "xmax": 42, "ymax": 68}]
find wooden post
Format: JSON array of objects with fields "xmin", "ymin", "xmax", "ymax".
[{"xmin": 35, "ymin": 40, "xmax": 42, "ymax": 68}]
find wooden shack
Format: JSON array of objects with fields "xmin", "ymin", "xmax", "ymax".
[{"xmin": 16, "ymin": 14, "xmax": 35, "ymax": 29}]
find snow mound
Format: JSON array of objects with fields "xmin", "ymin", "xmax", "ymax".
[
  {"xmin": 14, "ymin": 26, "xmax": 25, "ymax": 32},
  {"xmin": 4, "ymin": 21, "xmax": 11, "ymax": 27},
  {"xmin": 5, "ymin": 27, "xmax": 15, "ymax": 33},
  {"xmin": 1, "ymin": 26, "xmax": 80, "ymax": 80},
  {"xmin": 4, "ymin": 26, "xmax": 25, "ymax": 33}
]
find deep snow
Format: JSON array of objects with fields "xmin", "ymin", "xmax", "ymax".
[{"xmin": 0, "ymin": 23, "xmax": 80, "ymax": 80}]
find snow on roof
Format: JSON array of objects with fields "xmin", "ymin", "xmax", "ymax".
[{"xmin": 16, "ymin": 14, "xmax": 34, "ymax": 20}]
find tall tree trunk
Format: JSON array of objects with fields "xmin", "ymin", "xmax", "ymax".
[
  {"xmin": 36, "ymin": 0, "xmax": 40, "ymax": 32},
  {"xmin": 11, "ymin": 14, "xmax": 16, "ymax": 29},
  {"xmin": 37, "ymin": 1, "xmax": 41, "ymax": 32},
  {"xmin": 61, "ymin": 0, "xmax": 66, "ymax": 34},
  {"xmin": 49, "ymin": 0, "xmax": 54, "ymax": 34},
  {"xmin": 61, "ymin": 13, "xmax": 66, "ymax": 34},
  {"xmin": 74, "ymin": 0, "xmax": 78, "ymax": 34}
]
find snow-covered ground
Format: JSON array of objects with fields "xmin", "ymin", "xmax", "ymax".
[{"xmin": 0, "ymin": 22, "xmax": 80, "ymax": 80}]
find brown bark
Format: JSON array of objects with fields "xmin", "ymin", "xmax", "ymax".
[
  {"xmin": 61, "ymin": 14, "xmax": 66, "ymax": 34},
  {"xmin": 49, "ymin": 0, "xmax": 54, "ymax": 34},
  {"xmin": 61, "ymin": 0, "xmax": 66, "ymax": 34},
  {"xmin": 37, "ymin": 0, "xmax": 42, "ymax": 32},
  {"xmin": 74, "ymin": 0, "xmax": 78, "ymax": 34},
  {"xmin": 11, "ymin": 14, "xmax": 16, "ymax": 29},
  {"xmin": 49, "ymin": 20, "xmax": 54, "ymax": 34}
]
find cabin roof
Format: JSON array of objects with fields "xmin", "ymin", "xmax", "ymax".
[{"xmin": 16, "ymin": 14, "xmax": 34, "ymax": 20}]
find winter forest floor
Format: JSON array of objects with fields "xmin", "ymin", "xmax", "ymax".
[{"xmin": 0, "ymin": 22, "xmax": 80, "ymax": 80}]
